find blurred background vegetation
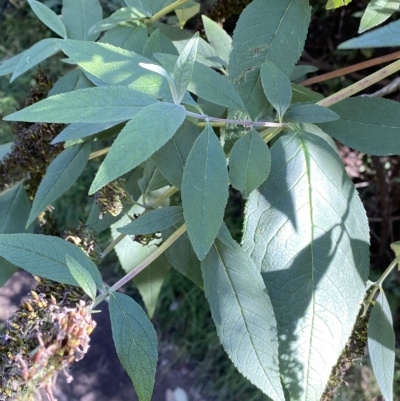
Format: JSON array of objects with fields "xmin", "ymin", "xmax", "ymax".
[{"xmin": 1, "ymin": 0, "xmax": 400, "ymax": 400}]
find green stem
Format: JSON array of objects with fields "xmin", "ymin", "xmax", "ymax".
[
  {"xmin": 147, "ymin": 0, "xmax": 190, "ymax": 24},
  {"xmin": 362, "ymin": 254, "xmax": 400, "ymax": 316},
  {"xmin": 93, "ymin": 223, "xmax": 186, "ymax": 307},
  {"xmin": 100, "ymin": 186, "xmax": 178, "ymax": 259},
  {"xmin": 318, "ymin": 58, "xmax": 400, "ymax": 108}
]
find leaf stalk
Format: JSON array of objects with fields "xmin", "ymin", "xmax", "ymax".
[{"xmin": 147, "ymin": 0, "xmax": 190, "ymax": 24}]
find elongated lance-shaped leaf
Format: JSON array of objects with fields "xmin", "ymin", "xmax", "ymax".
[
  {"xmin": 152, "ymin": 120, "xmax": 199, "ymax": 188},
  {"xmin": 118, "ymin": 206, "xmax": 183, "ymax": 235},
  {"xmin": 52, "ymin": 121, "xmax": 123, "ymax": 144},
  {"xmin": 62, "ymin": 0, "xmax": 102, "ymax": 41},
  {"xmin": 318, "ymin": 97, "xmax": 400, "ymax": 155},
  {"xmin": 89, "ymin": 102, "xmax": 186, "ymax": 194},
  {"xmin": 284, "ymin": 104, "xmax": 339, "ymax": 123},
  {"xmin": 0, "ymin": 183, "xmax": 33, "ymax": 286},
  {"xmin": 260, "ymin": 61, "xmax": 292, "ymax": 120},
  {"xmin": 0, "ymin": 183, "xmax": 32, "ymax": 234},
  {"xmin": 242, "ymin": 128, "xmax": 370, "ymax": 401},
  {"xmin": 124, "ymin": 0, "xmax": 153, "ymax": 14},
  {"xmin": 65, "ymin": 254, "xmax": 97, "ymax": 299},
  {"xmin": 339, "ymin": 19, "xmax": 400, "ymax": 48},
  {"xmin": 100, "ymin": 23, "xmax": 148, "ymax": 53},
  {"xmin": 109, "ymin": 292, "xmax": 158, "ymax": 401},
  {"xmin": 229, "ymin": 128, "xmax": 271, "ymax": 199},
  {"xmin": 292, "ymin": 83, "xmax": 324, "ymax": 103},
  {"xmin": 133, "ymin": 253, "xmax": 170, "ymax": 319},
  {"xmin": 0, "ymin": 51, "xmax": 25, "ymax": 76},
  {"xmin": 5, "ymin": 86, "xmax": 157, "ymax": 124},
  {"xmin": 201, "ymin": 15, "xmax": 231, "ymax": 65},
  {"xmin": 202, "ymin": 227, "xmax": 284, "ymax": 401},
  {"xmin": 58, "ymin": 40, "xmax": 171, "ymax": 99},
  {"xmin": 11, "ymin": 39, "xmax": 60, "ymax": 82},
  {"xmin": 155, "ymin": 53, "xmax": 245, "ymax": 110},
  {"xmin": 368, "ymin": 290, "xmax": 395, "ymax": 401},
  {"xmin": 0, "ymin": 234, "xmax": 102, "ymax": 287},
  {"xmin": 163, "ymin": 225, "xmax": 203, "ymax": 288},
  {"xmin": 143, "ymin": 29, "xmax": 178, "ymax": 61},
  {"xmin": 359, "ymin": 0, "xmax": 400, "ymax": 33},
  {"xmin": 49, "ymin": 69, "xmax": 93, "ymax": 96},
  {"xmin": 181, "ymin": 123, "xmax": 229, "ymax": 260},
  {"xmin": 27, "ymin": 142, "xmax": 91, "ymax": 227},
  {"xmin": 138, "ymin": 160, "xmax": 169, "ymax": 195},
  {"xmin": 174, "ymin": 32, "xmax": 199, "ymax": 103},
  {"xmin": 229, "ymin": 0, "xmax": 311, "ymax": 119},
  {"xmin": 27, "ymin": 0, "xmax": 67, "ymax": 38},
  {"xmin": 89, "ymin": 7, "xmax": 147, "ymax": 35}
]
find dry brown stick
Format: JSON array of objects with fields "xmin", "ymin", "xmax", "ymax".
[{"xmin": 301, "ymin": 50, "xmax": 400, "ymax": 86}]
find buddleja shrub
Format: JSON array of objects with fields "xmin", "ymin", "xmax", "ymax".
[{"xmin": 0, "ymin": 0, "xmax": 399, "ymax": 400}]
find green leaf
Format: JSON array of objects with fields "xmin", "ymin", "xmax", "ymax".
[
  {"xmin": 229, "ymin": 128, "xmax": 271, "ymax": 199},
  {"xmin": 0, "ymin": 52, "xmax": 25, "ymax": 76},
  {"xmin": 260, "ymin": 61, "xmax": 292, "ymax": 120},
  {"xmin": 52, "ymin": 121, "xmax": 123, "ymax": 144},
  {"xmin": 285, "ymin": 104, "xmax": 339, "ymax": 123},
  {"xmin": 89, "ymin": 102, "xmax": 186, "ymax": 194},
  {"xmin": 27, "ymin": 0, "xmax": 67, "ymax": 38},
  {"xmin": 58, "ymin": 40, "xmax": 170, "ymax": 99},
  {"xmin": 291, "ymin": 83, "xmax": 324, "ymax": 103},
  {"xmin": 48, "ymin": 69, "xmax": 93, "ymax": 96},
  {"xmin": 100, "ymin": 23, "xmax": 148, "ymax": 53},
  {"xmin": 318, "ymin": 97, "xmax": 400, "ymax": 155},
  {"xmin": 152, "ymin": 120, "xmax": 199, "ymax": 188},
  {"xmin": 242, "ymin": 128, "xmax": 370, "ymax": 400},
  {"xmin": 0, "ymin": 183, "xmax": 33, "ymax": 285},
  {"xmin": 368, "ymin": 291, "xmax": 395, "ymax": 401},
  {"xmin": 5, "ymin": 86, "xmax": 157, "ymax": 123},
  {"xmin": 175, "ymin": 1, "xmax": 200, "ymax": 28},
  {"xmin": 137, "ymin": 160, "xmax": 170, "ymax": 195},
  {"xmin": 124, "ymin": 0, "xmax": 152, "ymax": 14},
  {"xmin": 201, "ymin": 229, "xmax": 284, "ymax": 401},
  {"xmin": 27, "ymin": 142, "xmax": 91, "ymax": 227},
  {"xmin": 155, "ymin": 53, "xmax": 244, "ymax": 110},
  {"xmin": 0, "ymin": 234, "xmax": 102, "ymax": 287},
  {"xmin": 181, "ymin": 124, "xmax": 229, "ymax": 260},
  {"xmin": 290, "ymin": 65, "xmax": 319, "ymax": 82},
  {"xmin": 62, "ymin": 0, "xmax": 102, "ymax": 41},
  {"xmin": 229, "ymin": 0, "xmax": 311, "ymax": 118},
  {"xmin": 339, "ymin": 19, "xmax": 400, "ymax": 48},
  {"xmin": 0, "ymin": 183, "xmax": 32, "ymax": 234},
  {"xmin": 0, "ymin": 142, "xmax": 12, "ymax": 161},
  {"xmin": 163, "ymin": 225, "xmax": 203, "ymax": 288},
  {"xmin": 359, "ymin": 0, "xmax": 400, "ymax": 33},
  {"xmin": 11, "ymin": 39, "xmax": 60, "ymax": 82},
  {"xmin": 174, "ymin": 32, "xmax": 199, "ymax": 103},
  {"xmin": 65, "ymin": 254, "xmax": 97, "ymax": 299},
  {"xmin": 201, "ymin": 15, "xmax": 232, "ymax": 65},
  {"xmin": 118, "ymin": 206, "xmax": 183, "ymax": 235},
  {"xmin": 133, "ymin": 253, "xmax": 170, "ymax": 318},
  {"xmin": 89, "ymin": 7, "xmax": 146, "ymax": 35},
  {"xmin": 326, "ymin": 0, "xmax": 352, "ymax": 9},
  {"xmin": 143, "ymin": 29, "xmax": 178, "ymax": 61},
  {"xmin": 109, "ymin": 292, "xmax": 158, "ymax": 401}
]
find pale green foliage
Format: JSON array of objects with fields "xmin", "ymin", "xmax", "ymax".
[
  {"xmin": 1, "ymin": 0, "xmax": 400, "ymax": 400},
  {"xmin": 368, "ymin": 291, "xmax": 395, "ymax": 401}
]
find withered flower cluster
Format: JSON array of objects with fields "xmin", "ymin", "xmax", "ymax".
[
  {"xmin": 0, "ymin": 224, "xmax": 102, "ymax": 401},
  {"xmin": 208, "ymin": 0, "xmax": 252, "ymax": 22},
  {"xmin": 0, "ymin": 69, "xmax": 64, "ymax": 199},
  {"xmin": 94, "ymin": 178, "xmax": 127, "ymax": 219}
]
